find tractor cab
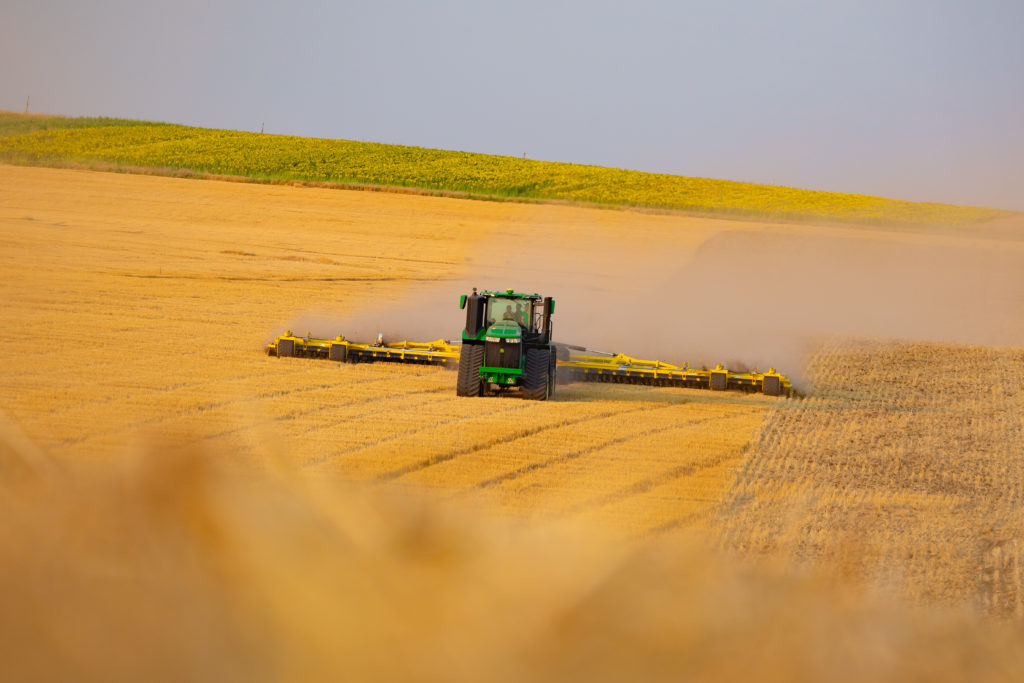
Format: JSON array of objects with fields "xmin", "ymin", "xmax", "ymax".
[{"xmin": 461, "ymin": 288, "xmax": 554, "ymax": 343}]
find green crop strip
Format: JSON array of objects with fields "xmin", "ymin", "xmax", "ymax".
[{"xmin": 0, "ymin": 111, "xmax": 1011, "ymax": 226}]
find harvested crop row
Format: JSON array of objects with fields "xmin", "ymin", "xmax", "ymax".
[
  {"xmin": 0, "ymin": 165, "xmax": 769, "ymax": 537},
  {"xmin": 719, "ymin": 338, "xmax": 1024, "ymax": 614}
]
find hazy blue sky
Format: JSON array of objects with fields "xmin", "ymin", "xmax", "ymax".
[{"xmin": 3, "ymin": 1, "xmax": 1022, "ymax": 209}]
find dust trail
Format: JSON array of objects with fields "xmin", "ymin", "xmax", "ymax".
[
  {"xmin": 510, "ymin": 229, "xmax": 1022, "ymax": 388},
  {"xmin": 285, "ymin": 220, "xmax": 1024, "ymax": 391},
  {"xmin": 284, "ymin": 281, "xmax": 472, "ymax": 344}
]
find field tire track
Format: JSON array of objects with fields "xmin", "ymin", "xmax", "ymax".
[
  {"xmin": 14, "ymin": 364, "xmax": 323, "ymax": 416},
  {"xmin": 1, "ymin": 358, "xmax": 128, "ymax": 382},
  {"xmin": 302, "ymin": 400, "xmax": 536, "ymax": 468},
  {"xmin": 568, "ymin": 447, "xmax": 737, "ymax": 517},
  {"xmin": 476, "ymin": 413, "xmax": 743, "ymax": 504},
  {"xmin": 645, "ymin": 509, "xmax": 709, "ymax": 537},
  {"xmin": 248, "ymin": 370, "xmax": 443, "ymax": 431},
  {"xmin": 376, "ymin": 404, "xmax": 658, "ymax": 482},
  {"xmin": 207, "ymin": 384, "xmax": 454, "ymax": 446},
  {"xmin": 56, "ymin": 369, "xmax": 440, "ymax": 448}
]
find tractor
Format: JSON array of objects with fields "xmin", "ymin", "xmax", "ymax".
[
  {"xmin": 267, "ymin": 288, "xmax": 795, "ymax": 397},
  {"xmin": 457, "ymin": 288, "xmax": 556, "ymax": 400}
]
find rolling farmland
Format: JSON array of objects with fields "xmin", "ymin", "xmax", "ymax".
[
  {"xmin": 3, "ymin": 162, "xmax": 1024, "ymax": 680},
  {"xmin": 0, "ymin": 164, "xmax": 778, "ymax": 539},
  {"xmin": 1, "ymin": 111, "xmax": 1012, "ymax": 226}
]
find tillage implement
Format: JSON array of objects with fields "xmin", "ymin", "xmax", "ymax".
[{"xmin": 267, "ymin": 288, "xmax": 795, "ymax": 400}]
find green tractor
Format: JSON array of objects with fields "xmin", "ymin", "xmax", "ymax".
[{"xmin": 457, "ymin": 288, "xmax": 556, "ymax": 400}]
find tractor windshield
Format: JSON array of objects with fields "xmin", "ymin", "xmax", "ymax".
[{"xmin": 485, "ymin": 297, "xmax": 530, "ymax": 328}]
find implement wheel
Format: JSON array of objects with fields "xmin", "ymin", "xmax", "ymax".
[
  {"xmin": 522, "ymin": 347, "xmax": 551, "ymax": 401},
  {"xmin": 277, "ymin": 339, "xmax": 295, "ymax": 358},
  {"xmin": 710, "ymin": 371, "xmax": 727, "ymax": 391},
  {"xmin": 456, "ymin": 343, "xmax": 485, "ymax": 397}
]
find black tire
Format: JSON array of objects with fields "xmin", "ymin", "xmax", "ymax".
[
  {"xmin": 762, "ymin": 375, "xmax": 781, "ymax": 397},
  {"xmin": 522, "ymin": 347, "xmax": 551, "ymax": 401},
  {"xmin": 710, "ymin": 371, "xmax": 727, "ymax": 391},
  {"xmin": 456, "ymin": 343, "xmax": 485, "ymax": 397},
  {"xmin": 329, "ymin": 344, "xmax": 347, "ymax": 362},
  {"xmin": 548, "ymin": 353, "xmax": 557, "ymax": 397},
  {"xmin": 277, "ymin": 339, "xmax": 295, "ymax": 358}
]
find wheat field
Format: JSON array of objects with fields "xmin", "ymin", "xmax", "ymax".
[
  {"xmin": 0, "ymin": 164, "xmax": 784, "ymax": 538},
  {"xmin": 3, "ymin": 164, "xmax": 1024, "ymax": 680},
  {"xmin": 720, "ymin": 339, "xmax": 1024, "ymax": 614}
]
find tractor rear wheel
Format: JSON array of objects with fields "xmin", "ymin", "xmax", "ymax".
[
  {"xmin": 548, "ymin": 352, "xmax": 557, "ymax": 397},
  {"xmin": 522, "ymin": 347, "xmax": 551, "ymax": 401},
  {"xmin": 456, "ymin": 343, "xmax": 485, "ymax": 397}
]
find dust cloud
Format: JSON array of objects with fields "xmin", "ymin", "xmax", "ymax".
[
  {"xmin": 288, "ymin": 220, "xmax": 1024, "ymax": 391},
  {"xmin": 494, "ymin": 227, "xmax": 1020, "ymax": 389},
  {"xmin": 287, "ymin": 287, "xmax": 470, "ymax": 345},
  {"xmin": 676, "ymin": 230, "xmax": 1024, "ymax": 379}
]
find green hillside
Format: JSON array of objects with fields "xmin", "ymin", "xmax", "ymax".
[{"xmin": 0, "ymin": 111, "xmax": 1011, "ymax": 226}]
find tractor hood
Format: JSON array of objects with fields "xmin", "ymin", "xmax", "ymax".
[{"xmin": 484, "ymin": 321, "xmax": 522, "ymax": 340}]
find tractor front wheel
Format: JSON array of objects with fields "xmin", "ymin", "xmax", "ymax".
[{"xmin": 522, "ymin": 347, "xmax": 551, "ymax": 401}]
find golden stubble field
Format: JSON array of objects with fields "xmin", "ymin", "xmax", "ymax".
[
  {"xmin": 3, "ymin": 164, "xmax": 1024, "ymax": 681},
  {"xmin": 723, "ymin": 339, "xmax": 1024, "ymax": 613},
  {"xmin": 0, "ymin": 164, "xmax": 797, "ymax": 536}
]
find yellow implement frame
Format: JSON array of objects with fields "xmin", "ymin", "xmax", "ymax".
[
  {"xmin": 267, "ymin": 331, "xmax": 460, "ymax": 365},
  {"xmin": 267, "ymin": 333, "xmax": 794, "ymax": 397},
  {"xmin": 558, "ymin": 350, "xmax": 792, "ymax": 397}
]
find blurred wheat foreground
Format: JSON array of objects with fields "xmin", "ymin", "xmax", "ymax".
[{"xmin": 1, "ymin": 163, "xmax": 1024, "ymax": 681}]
